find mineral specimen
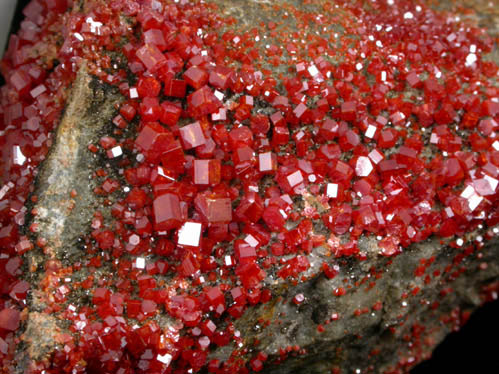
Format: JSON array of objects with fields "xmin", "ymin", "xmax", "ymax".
[{"xmin": 0, "ymin": 0, "xmax": 498, "ymax": 373}]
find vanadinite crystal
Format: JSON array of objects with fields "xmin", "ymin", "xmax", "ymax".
[{"xmin": 0, "ymin": 0, "xmax": 498, "ymax": 373}]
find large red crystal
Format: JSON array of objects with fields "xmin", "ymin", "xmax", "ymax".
[
  {"xmin": 187, "ymin": 86, "xmax": 222, "ymax": 118},
  {"xmin": 195, "ymin": 193, "xmax": 232, "ymax": 223},
  {"xmin": 136, "ymin": 44, "xmax": 166, "ymax": 72},
  {"xmin": 184, "ymin": 66, "xmax": 209, "ymax": 90},
  {"xmin": 0, "ymin": 308, "xmax": 20, "ymax": 331},
  {"xmin": 153, "ymin": 193, "xmax": 183, "ymax": 231},
  {"xmin": 179, "ymin": 122, "xmax": 206, "ymax": 150},
  {"xmin": 235, "ymin": 192, "xmax": 264, "ymax": 223},
  {"xmin": 135, "ymin": 122, "xmax": 175, "ymax": 161}
]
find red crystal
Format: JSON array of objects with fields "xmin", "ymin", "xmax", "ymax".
[
  {"xmin": 140, "ymin": 97, "xmax": 162, "ymax": 121},
  {"xmin": 204, "ymin": 286, "xmax": 226, "ymax": 315},
  {"xmin": 136, "ymin": 44, "xmax": 166, "ymax": 72},
  {"xmin": 184, "ymin": 66, "xmax": 209, "ymax": 90},
  {"xmin": 135, "ymin": 122, "xmax": 175, "ymax": 161},
  {"xmin": 137, "ymin": 76, "xmax": 161, "ymax": 98},
  {"xmin": 194, "ymin": 159, "xmax": 221, "ymax": 186},
  {"xmin": 278, "ymin": 255, "xmax": 310, "ymax": 279},
  {"xmin": 160, "ymin": 101, "xmax": 182, "ymax": 127},
  {"xmin": 354, "ymin": 156, "xmax": 373, "ymax": 177},
  {"xmin": 153, "ymin": 193, "xmax": 183, "ymax": 231},
  {"xmin": 144, "ymin": 29, "xmax": 167, "ymax": 50},
  {"xmin": 9, "ymin": 280, "xmax": 29, "ymax": 302},
  {"xmin": 330, "ymin": 160, "xmax": 354, "ymax": 184},
  {"xmin": 179, "ymin": 122, "xmax": 206, "ymax": 150},
  {"xmin": 272, "ymin": 126, "xmax": 290, "ymax": 147},
  {"xmin": 250, "ymin": 359, "xmax": 264, "ymax": 372},
  {"xmin": 195, "ymin": 194, "xmax": 232, "ymax": 223},
  {"xmin": 180, "ymin": 252, "xmax": 200, "ymax": 277},
  {"xmin": 235, "ymin": 263, "xmax": 265, "ymax": 288},
  {"xmin": 10, "ymin": 70, "xmax": 32, "ymax": 97},
  {"xmin": 209, "ymin": 66, "xmax": 234, "ymax": 90},
  {"xmin": 322, "ymin": 263, "xmax": 339, "ymax": 279},
  {"xmin": 262, "ymin": 205, "xmax": 286, "ymax": 231},
  {"xmin": 234, "ymin": 241, "xmax": 257, "ymax": 264},
  {"xmin": 258, "ymin": 152, "xmax": 277, "ymax": 173},
  {"xmin": 340, "ymin": 101, "xmax": 357, "ymax": 121},
  {"xmin": 482, "ymin": 99, "xmax": 499, "ymax": 117},
  {"xmin": 378, "ymin": 129, "xmax": 399, "ymax": 148},
  {"xmin": 160, "ymin": 140, "xmax": 186, "ymax": 174},
  {"xmin": 339, "ymin": 130, "xmax": 360, "ymax": 151},
  {"xmin": 177, "ymin": 221, "xmax": 202, "ymax": 248},
  {"xmin": 235, "ymin": 192, "xmax": 264, "ymax": 223},
  {"xmin": 229, "ymin": 126, "xmax": 254, "ymax": 150},
  {"xmin": 164, "ymin": 79, "xmax": 187, "ymax": 98},
  {"xmin": 187, "ymin": 86, "xmax": 222, "ymax": 118},
  {"xmin": 442, "ymin": 158, "xmax": 464, "ymax": 186},
  {"xmin": 0, "ymin": 308, "xmax": 20, "ymax": 331},
  {"xmin": 319, "ymin": 119, "xmax": 339, "ymax": 141},
  {"xmin": 169, "ymin": 295, "xmax": 202, "ymax": 327}
]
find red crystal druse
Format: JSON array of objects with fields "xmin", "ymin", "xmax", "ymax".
[{"xmin": 0, "ymin": 0, "xmax": 498, "ymax": 373}]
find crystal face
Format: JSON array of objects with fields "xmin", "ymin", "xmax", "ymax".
[
  {"xmin": 0, "ymin": 308, "xmax": 20, "ymax": 331},
  {"xmin": 136, "ymin": 44, "xmax": 166, "ymax": 72},
  {"xmin": 355, "ymin": 156, "xmax": 373, "ymax": 177},
  {"xmin": 177, "ymin": 221, "xmax": 202, "ymax": 247},
  {"xmin": 326, "ymin": 183, "xmax": 338, "ymax": 198},
  {"xmin": 179, "ymin": 122, "xmax": 206, "ymax": 150},
  {"xmin": 193, "ymin": 159, "xmax": 221, "ymax": 186},
  {"xmin": 1, "ymin": 0, "xmax": 498, "ymax": 373}
]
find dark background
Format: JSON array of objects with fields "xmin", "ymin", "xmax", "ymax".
[
  {"xmin": 411, "ymin": 300, "xmax": 499, "ymax": 373},
  {"xmin": 5, "ymin": 1, "xmax": 499, "ymax": 373}
]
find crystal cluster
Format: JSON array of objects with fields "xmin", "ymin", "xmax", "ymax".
[{"xmin": 0, "ymin": 0, "xmax": 497, "ymax": 373}]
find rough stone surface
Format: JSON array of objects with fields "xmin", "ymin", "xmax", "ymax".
[
  {"xmin": 235, "ymin": 236, "xmax": 499, "ymax": 373},
  {"xmin": 31, "ymin": 63, "xmax": 122, "ymax": 262}
]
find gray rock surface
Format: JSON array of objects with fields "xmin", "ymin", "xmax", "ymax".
[{"xmin": 236, "ymin": 235, "xmax": 499, "ymax": 374}]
